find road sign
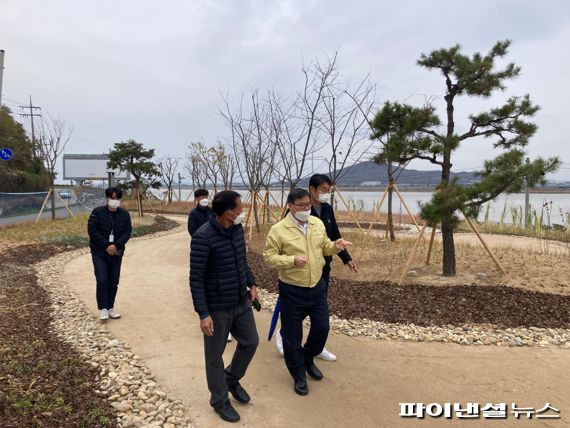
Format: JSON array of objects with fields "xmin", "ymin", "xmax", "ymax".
[{"xmin": 0, "ymin": 148, "xmax": 13, "ymax": 161}]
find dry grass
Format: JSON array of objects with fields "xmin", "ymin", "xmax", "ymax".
[
  {"xmin": 457, "ymin": 221, "xmax": 570, "ymax": 243},
  {"xmin": 0, "ymin": 213, "xmax": 156, "ymax": 246},
  {"xmin": 247, "ymin": 226, "xmax": 570, "ymax": 297}
]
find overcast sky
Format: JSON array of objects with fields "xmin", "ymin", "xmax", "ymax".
[{"xmin": 1, "ymin": 0, "xmax": 570, "ymax": 181}]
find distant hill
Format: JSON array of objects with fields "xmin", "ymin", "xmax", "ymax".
[{"xmin": 295, "ymin": 161, "xmax": 480, "ymax": 188}]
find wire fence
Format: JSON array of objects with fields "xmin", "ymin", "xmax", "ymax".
[{"xmin": 0, "ymin": 187, "xmax": 106, "ymax": 224}]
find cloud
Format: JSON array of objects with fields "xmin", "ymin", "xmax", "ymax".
[{"xmin": 1, "ymin": 0, "xmax": 569, "ymax": 180}]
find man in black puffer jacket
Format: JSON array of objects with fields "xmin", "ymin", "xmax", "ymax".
[
  {"xmin": 190, "ymin": 190, "xmax": 259, "ymax": 423},
  {"xmin": 87, "ymin": 187, "xmax": 132, "ymax": 322},
  {"xmin": 187, "ymin": 188, "xmax": 212, "ymax": 236}
]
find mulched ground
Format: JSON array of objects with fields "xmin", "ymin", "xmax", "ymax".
[
  {"xmin": 0, "ymin": 216, "xmax": 179, "ymax": 427},
  {"xmin": 248, "ymin": 252, "xmax": 570, "ymax": 329}
]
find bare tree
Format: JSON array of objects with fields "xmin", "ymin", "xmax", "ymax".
[
  {"xmin": 270, "ymin": 55, "xmax": 339, "ymax": 191},
  {"xmin": 220, "ymin": 90, "xmax": 277, "ymax": 231},
  {"xmin": 36, "ymin": 116, "xmax": 72, "ymax": 220},
  {"xmin": 157, "ymin": 156, "xmax": 179, "ymax": 203},
  {"xmin": 321, "ymin": 73, "xmax": 376, "ymax": 192},
  {"xmin": 215, "ymin": 142, "xmax": 236, "ymax": 190},
  {"xmin": 185, "ymin": 142, "xmax": 209, "ymax": 192},
  {"xmin": 203, "ymin": 145, "xmax": 222, "ymax": 193}
]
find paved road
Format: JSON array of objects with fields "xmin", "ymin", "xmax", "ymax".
[
  {"xmin": 0, "ymin": 199, "xmax": 104, "ymax": 226},
  {"xmin": 63, "ymin": 228, "xmax": 570, "ymax": 428}
]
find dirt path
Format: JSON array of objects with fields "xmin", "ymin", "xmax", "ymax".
[{"xmin": 63, "ymin": 229, "xmax": 570, "ymax": 427}]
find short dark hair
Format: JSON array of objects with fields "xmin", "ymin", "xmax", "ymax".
[
  {"xmin": 212, "ymin": 190, "xmax": 241, "ymax": 216},
  {"xmin": 287, "ymin": 188, "xmax": 310, "ymax": 204},
  {"xmin": 194, "ymin": 188, "xmax": 209, "ymax": 198},
  {"xmin": 309, "ymin": 174, "xmax": 332, "ymax": 189},
  {"xmin": 105, "ymin": 187, "xmax": 123, "ymax": 199}
]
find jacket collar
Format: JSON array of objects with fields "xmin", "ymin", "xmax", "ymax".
[{"xmin": 209, "ymin": 216, "xmax": 236, "ymax": 237}]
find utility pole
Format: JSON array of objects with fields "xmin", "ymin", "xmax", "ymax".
[
  {"xmin": 19, "ymin": 96, "xmax": 41, "ymax": 159},
  {"xmin": 524, "ymin": 157, "xmax": 530, "ymax": 228},
  {"xmin": 0, "ymin": 50, "xmax": 5, "ymax": 108},
  {"xmin": 178, "ymin": 172, "xmax": 183, "ymax": 201}
]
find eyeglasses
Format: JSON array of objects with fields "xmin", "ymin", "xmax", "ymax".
[{"xmin": 292, "ymin": 202, "xmax": 311, "ymax": 210}]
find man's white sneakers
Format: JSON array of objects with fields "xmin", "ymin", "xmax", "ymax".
[
  {"xmin": 276, "ymin": 330, "xmax": 337, "ymax": 361},
  {"xmin": 227, "ymin": 333, "xmax": 233, "ymax": 342},
  {"xmin": 317, "ymin": 347, "xmax": 337, "ymax": 361},
  {"xmin": 108, "ymin": 308, "xmax": 121, "ymax": 319},
  {"xmin": 100, "ymin": 309, "xmax": 109, "ymax": 321},
  {"xmin": 276, "ymin": 330, "xmax": 284, "ymax": 356}
]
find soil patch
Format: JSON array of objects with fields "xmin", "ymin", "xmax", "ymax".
[{"xmin": 248, "ymin": 252, "xmax": 570, "ymax": 329}]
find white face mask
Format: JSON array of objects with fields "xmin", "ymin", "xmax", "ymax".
[
  {"xmin": 108, "ymin": 199, "xmax": 121, "ymax": 209},
  {"xmin": 232, "ymin": 212, "xmax": 246, "ymax": 225},
  {"xmin": 294, "ymin": 210, "xmax": 311, "ymax": 222},
  {"xmin": 318, "ymin": 193, "xmax": 330, "ymax": 204},
  {"xmin": 199, "ymin": 199, "xmax": 209, "ymax": 207}
]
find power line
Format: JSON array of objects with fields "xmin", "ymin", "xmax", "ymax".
[{"xmin": 19, "ymin": 96, "xmax": 41, "ymax": 159}]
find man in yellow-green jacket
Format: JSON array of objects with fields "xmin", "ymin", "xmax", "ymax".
[{"xmin": 263, "ymin": 188, "xmax": 352, "ymax": 396}]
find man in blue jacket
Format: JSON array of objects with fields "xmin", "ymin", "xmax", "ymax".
[
  {"xmin": 87, "ymin": 187, "xmax": 132, "ymax": 322},
  {"xmin": 187, "ymin": 188, "xmax": 212, "ymax": 236},
  {"xmin": 190, "ymin": 190, "xmax": 259, "ymax": 423}
]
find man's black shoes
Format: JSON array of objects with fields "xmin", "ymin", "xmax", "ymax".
[
  {"xmin": 227, "ymin": 381, "xmax": 251, "ymax": 404},
  {"xmin": 214, "ymin": 400, "xmax": 240, "ymax": 423},
  {"xmin": 294, "ymin": 378, "xmax": 309, "ymax": 396},
  {"xmin": 305, "ymin": 363, "xmax": 324, "ymax": 381}
]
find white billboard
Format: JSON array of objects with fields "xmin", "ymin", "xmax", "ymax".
[{"xmin": 63, "ymin": 154, "xmax": 130, "ymax": 180}]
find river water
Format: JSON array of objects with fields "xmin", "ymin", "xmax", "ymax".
[{"xmin": 157, "ymin": 188, "xmax": 570, "ymax": 226}]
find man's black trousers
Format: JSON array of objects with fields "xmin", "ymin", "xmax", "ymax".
[
  {"xmin": 92, "ymin": 252, "xmax": 123, "ymax": 310},
  {"xmin": 278, "ymin": 277, "xmax": 329, "ymax": 381},
  {"xmin": 204, "ymin": 299, "xmax": 259, "ymax": 407}
]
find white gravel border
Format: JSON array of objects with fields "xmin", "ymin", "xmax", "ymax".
[
  {"xmin": 257, "ymin": 288, "xmax": 570, "ymax": 349},
  {"xmin": 34, "ymin": 222, "xmax": 194, "ymax": 428}
]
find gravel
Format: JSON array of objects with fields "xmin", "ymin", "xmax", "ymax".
[
  {"xmin": 249, "ymin": 252, "xmax": 570, "ymax": 349},
  {"xmin": 34, "ymin": 223, "xmax": 195, "ymax": 428}
]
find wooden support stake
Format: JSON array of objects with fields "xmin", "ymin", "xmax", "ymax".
[
  {"xmin": 425, "ymin": 224, "xmax": 437, "ymax": 265},
  {"xmin": 398, "ymin": 222, "xmax": 428, "ymax": 285},
  {"xmin": 35, "ymin": 190, "xmax": 52, "ymax": 224},
  {"xmin": 363, "ymin": 184, "xmax": 390, "ymax": 241},
  {"xmin": 142, "ymin": 192, "xmax": 158, "ymax": 215},
  {"xmin": 55, "ymin": 190, "xmax": 75, "ymax": 217},
  {"xmin": 333, "ymin": 187, "xmax": 366, "ymax": 236},
  {"xmin": 184, "ymin": 188, "xmax": 195, "ymax": 202},
  {"xmin": 248, "ymin": 191, "xmax": 256, "ymax": 242},
  {"xmin": 256, "ymin": 192, "xmax": 280, "ymax": 222},
  {"xmin": 393, "ymin": 183, "xmax": 421, "ymax": 232},
  {"xmin": 462, "ymin": 213, "xmax": 507, "ymax": 275},
  {"xmin": 267, "ymin": 189, "xmax": 283, "ymax": 209},
  {"xmin": 243, "ymin": 191, "xmax": 254, "ymax": 231}
]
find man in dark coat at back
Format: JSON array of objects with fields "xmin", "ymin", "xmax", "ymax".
[
  {"xmin": 190, "ymin": 190, "xmax": 259, "ymax": 423},
  {"xmin": 187, "ymin": 188, "xmax": 212, "ymax": 237}
]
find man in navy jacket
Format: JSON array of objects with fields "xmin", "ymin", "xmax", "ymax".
[
  {"xmin": 87, "ymin": 187, "xmax": 132, "ymax": 322},
  {"xmin": 190, "ymin": 190, "xmax": 259, "ymax": 423},
  {"xmin": 187, "ymin": 188, "xmax": 212, "ymax": 236}
]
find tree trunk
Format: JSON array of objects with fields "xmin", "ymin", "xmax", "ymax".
[
  {"xmin": 387, "ymin": 184, "xmax": 395, "ymax": 241},
  {"xmin": 265, "ymin": 190, "xmax": 270, "ymax": 224},
  {"xmin": 386, "ymin": 164, "xmax": 396, "ymax": 241},
  {"xmin": 441, "ymin": 214, "xmax": 456, "ymax": 276},
  {"xmin": 441, "ymin": 93, "xmax": 456, "ymax": 276},
  {"xmin": 253, "ymin": 193, "xmax": 260, "ymax": 232},
  {"xmin": 136, "ymin": 180, "xmax": 143, "ymax": 218},
  {"xmin": 50, "ymin": 180, "xmax": 56, "ymax": 221}
]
